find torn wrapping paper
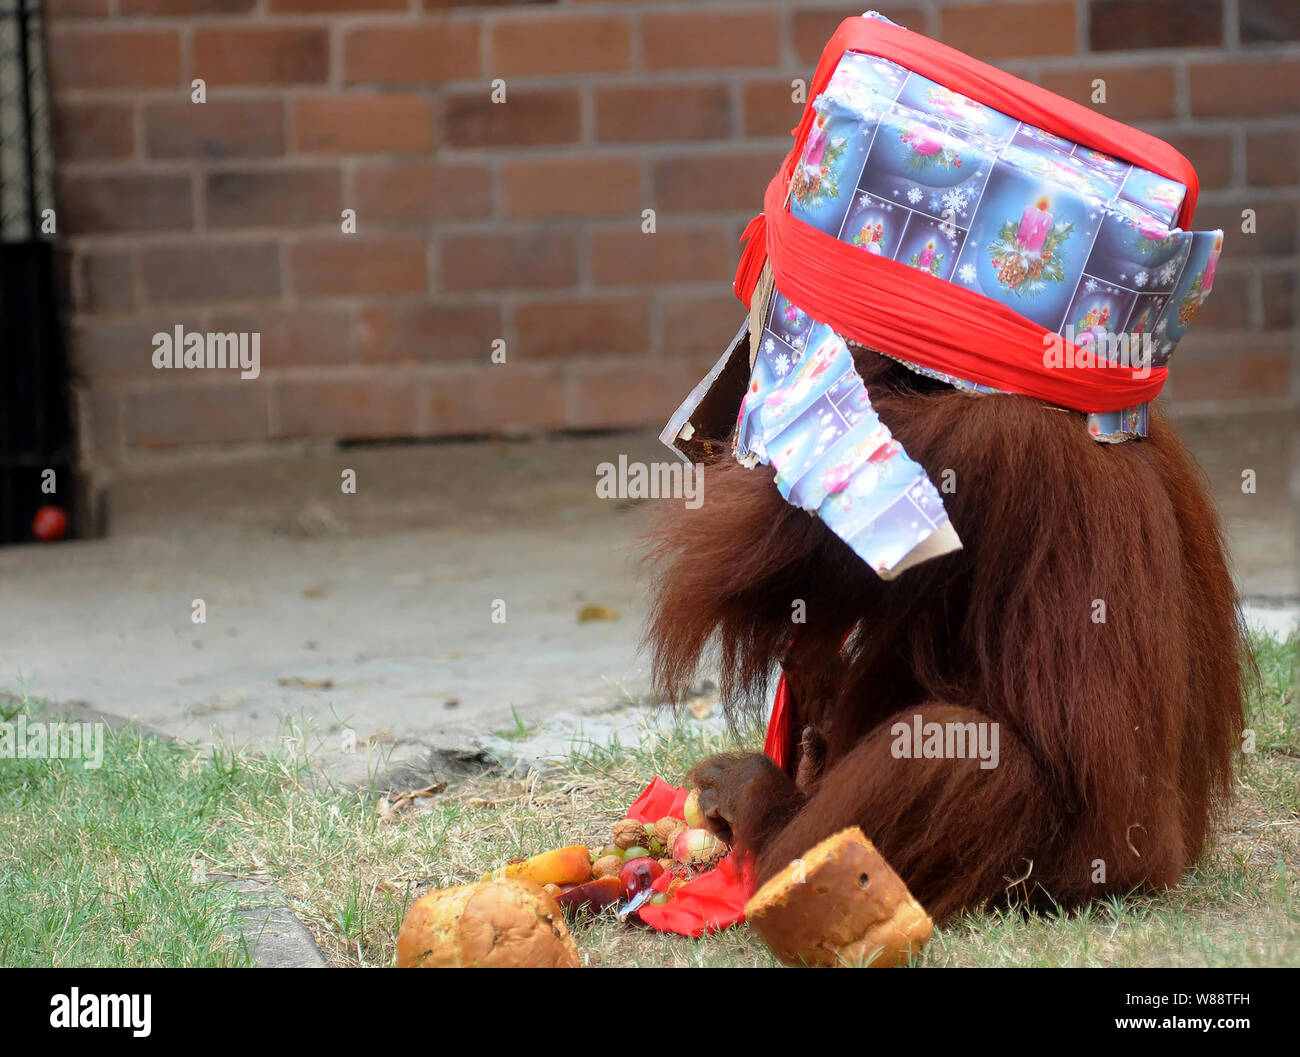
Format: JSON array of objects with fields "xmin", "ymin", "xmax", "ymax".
[{"xmin": 738, "ymin": 290, "xmax": 959, "ymax": 577}]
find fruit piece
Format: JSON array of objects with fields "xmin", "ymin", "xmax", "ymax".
[
  {"xmin": 555, "ymin": 876, "xmax": 621, "ymax": 914},
  {"xmin": 618, "ymin": 857, "xmax": 666, "ymax": 900},
  {"xmin": 542, "ymin": 883, "xmax": 562, "ymax": 898},
  {"xmin": 672, "ymin": 827, "xmax": 728, "ymax": 865},
  {"xmin": 31, "ymin": 505, "xmax": 68, "ymax": 543},
  {"xmin": 654, "ymin": 816, "xmax": 687, "ymax": 848},
  {"xmin": 591, "ymin": 854, "xmax": 622, "ymax": 880},
  {"xmin": 622, "ymin": 845, "xmax": 650, "ymax": 861},
  {"xmin": 597, "ymin": 845, "xmax": 621, "ymax": 861},
  {"xmin": 647, "ymin": 837, "xmax": 664, "ymax": 856},
  {"xmin": 396, "ymin": 879, "xmax": 580, "ymax": 968},
  {"xmin": 483, "ymin": 845, "xmax": 592, "ymax": 886},
  {"xmin": 650, "ymin": 893, "xmax": 670, "ymax": 906},
  {"xmin": 683, "ymin": 789, "xmax": 706, "ymax": 829},
  {"xmin": 612, "ymin": 819, "xmax": 647, "ymax": 850}
]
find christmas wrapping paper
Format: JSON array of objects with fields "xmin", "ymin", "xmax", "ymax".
[
  {"xmin": 736, "ymin": 290, "xmax": 957, "ymax": 577},
  {"xmin": 789, "ymin": 42, "xmax": 1223, "ymax": 441},
  {"xmin": 662, "ymin": 14, "xmax": 1222, "ymax": 578}
]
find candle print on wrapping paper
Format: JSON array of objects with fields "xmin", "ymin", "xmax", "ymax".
[
  {"xmin": 736, "ymin": 289, "xmax": 955, "ymax": 578},
  {"xmin": 787, "ymin": 44, "xmax": 1224, "ymax": 441}
]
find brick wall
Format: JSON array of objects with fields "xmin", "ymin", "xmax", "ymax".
[{"xmin": 43, "ymin": 0, "xmax": 1300, "ymax": 470}]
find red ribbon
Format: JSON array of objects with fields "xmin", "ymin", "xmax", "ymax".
[{"xmin": 735, "ymin": 16, "xmax": 1201, "ymax": 415}]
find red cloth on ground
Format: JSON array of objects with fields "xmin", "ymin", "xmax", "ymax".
[
  {"xmin": 624, "ymin": 777, "xmax": 756, "ymax": 937},
  {"xmin": 733, "ymin": 16, "xmax": 1199, "ymax": 415},
  {"xmin": 623, "ymin": 674, "xmax": 794, "ymax": 937}
]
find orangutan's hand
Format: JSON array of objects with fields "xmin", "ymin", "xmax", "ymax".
[{"xmin": 686, "ymin": 752, "xmax": 788, "ymax": 843}]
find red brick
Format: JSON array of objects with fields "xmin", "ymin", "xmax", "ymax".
[
  {"xmin": 502, "ymin": 157, "xmax": 641, "ymax": 219},
  {"xmin": 514, "ymin": 296, "xmax": 650, "ymax": 359},
  {"xmin": 1240, "ymin": 0, "xmax": 1300, "ymax": 43},
  {"xmin": 75, "ymin": 251, "xmax": 135, "ymax": 314},
  {"xmin": 343, "ymin": 23, "xmax": 480, "ymax": 85},
  {"xmin": 139, "ymin": 241, "xmax": 282, "ymax": 303},
  {"xmin": 47, "ymin": 0, "xmax": 110, "ymax": 15},
  {"xmin": 792, "ymin": 6, "xmax": 927, "ymax": 63},
  {"xmin": 269, "ymin": 0, "xmax": 405, "ymax": 11},
  {"xmin": 144, "ymin": 100, "xmax": 284, "ymax": 159},
  {"xmin": 73, "ymin": 320, "xmax": 171, "ymax": 386},
  {"xmin": 642, "ymin": 11, "xmax": 781, "ymax": 70},
  {"xmin": 1162, "ymin": 132, "xmax": 1233, "ymax": 191},
  {"xmin": 48, "ymin": 30, "xmax": 181, "ymax": 90},
  {"xmin": 1165, "ymin": 334, "xmax": 1291, "ymax": 401},
  {"xmin": 193, "ymin": 27, "xmax": 329, "ymax": 86},
  {"xmin": 54, "ymin": 102, "xmax": 135, "ymax": 162},
  {"xmin": 590, "ymin": 224, "xmax": 731, "ymax": 286},
  {"xmin": 59, "ymin": 173, "xmax": 193, "ymax": 234},
  {"xmin": 596, "ymin": 84, "xmax": 731, "ymax": 143},
  {"xmin": 1189, "ymin": 60, "xmax": 1300, "ymax": 117},
  {"xmin": 127, "ymin": 383, "xmax": 269, "ymax": 448},
  {"xmin": 1246, "ymin": 130, "xmax": 1300, "ymax": 186},
  {"xmin": 443, "ymin": 89, "xmax": 580, "ymax": 147},
  {"xmin": 206, "ymin": 168, "xmax": 343, "ymax": 228},
  {"xmin": 210, "ymin": 307, "xmax": 356, "ymax": 367},
  {"xmin": 359, "ymin": 303, "xmax": 501, "ymax": 363},
  {"xmin": 661, "ymin": 293, "xmax": 747, "ymax": 357},
  {"xmin": 491, "ymin": 15, "xmax": 630, "ymax": 76},
  {"xmin": 743, "ymin": 78, "xmax": 808, "ymax": 139},
  {"xmin": 355, "ymin": 162, "xmax": 493, "ymax": 225},
  {"xmin": 1088, "ymin": 0, "xmax": 1223, "ymax": 51},
  {"xmin": 1189, "ymin": 270, "xmax": 1250, "ymax": 328},
  {"xmin": 275, "ymin": 375, "xmax": 423, "ymax": 439},
  {"xmin": 1191, "ymin": 202, "xmax": 1296, "ymax": 258},
  {"xmin": 86, "ymin": 394, "xmax": 123, "ymax": 469},
  {"xmin": 122, "ymin": 0, "xmax": 255, "ymax": 13},
  {"xmin": 1037, "ymin": 65, "xmax": 1177, "ymax": 120},
  {"xmin": 940, "ymin": 3, "xmax": 1078, "ymax": 59},
  {"xmin": 567, "ymin": 359, "xmax": 718, "ymax": 431},
  {"xmin": 654, "ymin": 149, "xmax": 784, "ymax": 213},
  {"xmin": 293, "ymin": 95, "xmax": 434, "ymax": 154},
  {"xmin": 290, "ymin": 238, "xmax": 428, "ymax": 296},
  {"xmin": 426, "ymin": 365, "xmax": 566, "ymax": 436},
  {"xmin": 439, "ymin": 231, "xmax": 578, "ymax": 291},
  {"xmin": 1259, "ymin": 271, "xmax": 1296, "ymax": 329}
]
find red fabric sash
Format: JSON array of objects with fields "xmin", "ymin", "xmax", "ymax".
[
  {"xmin": 734, "ymin": 16, "xmax": 1201, "ymax": 415},
  {"xmin": 762, "ymin": 671, "xmax": 794, "ymax": 773}
]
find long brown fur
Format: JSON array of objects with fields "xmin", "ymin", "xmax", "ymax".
[{"xmin": 646, "ymin": 350, "xmax": 1245, "ymax": 925}]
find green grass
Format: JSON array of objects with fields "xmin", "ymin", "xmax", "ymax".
[
  {"xmin": 0, "ymin": 696, "xmax": 255, "ymax": 966},
  {"xmin": 1, "ymin": 633, "xmax": 1295, "ymax": 968}
]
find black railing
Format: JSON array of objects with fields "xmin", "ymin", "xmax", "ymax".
[{"xmin": 1, "ymin": 0, "xmax": 76, "ymax": 544}]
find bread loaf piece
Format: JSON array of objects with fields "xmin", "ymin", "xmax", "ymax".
[
  {"xmin": 744, "ymin": 826, "xmax": 933, "ymax": 967},
  {"xmin": 396, "ymin": 878, "xmax": 581, "ymax": 968}
]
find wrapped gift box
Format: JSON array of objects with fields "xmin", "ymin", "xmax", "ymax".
[
  {"xmin": 662, "ymin": 13, "xmax": 1223, "ymax": 577},
  {"xmin": 787, "ymin": 42, "xmax": 1223, "ymax": 440}
]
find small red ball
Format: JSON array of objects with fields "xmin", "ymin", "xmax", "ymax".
[{"xmin": 31, "ymin": 505, "xmax": 69, "ymax": 542}]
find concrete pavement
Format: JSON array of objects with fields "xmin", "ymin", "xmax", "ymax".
[{"xmin": 2, "ymin": 411, "xmax": 1294, "ymax": 786}]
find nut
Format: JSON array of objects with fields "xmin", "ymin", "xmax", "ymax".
[
  {"xmin": 653, "ymin": 816, "xmax": 687, "ymax": 848},
  {"xmin": 592, "ymin": 855, "xmax": 623, "ymax": 880},
  {"xmin": 612, "ymin": 819, "xmax": 648, "ymax": 850}
]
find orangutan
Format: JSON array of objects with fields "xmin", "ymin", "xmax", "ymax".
[{"xmin": 646, "ymin": 348, "xmax": 1245, "ymax": 925}]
